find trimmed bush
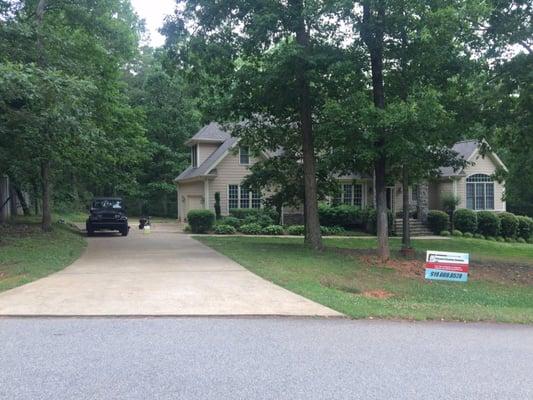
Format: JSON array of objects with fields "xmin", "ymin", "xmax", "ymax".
[
  {"xmin": 183, "ymin": 224, "xmax": 191, "ymax": 233},
  {"xmin": 220, "ymin": 216, "xmax": 241, "ymax": 228},
  {"xmin": 229, "ymin": 208, "xmax": 278, "ymax": 221},
  {"xmin": 427, "ymin": 210, "xmax": 449, "ymax": 234},
  {"xmin": 496, "ymin": 236, "xmax": 505, "ymax": 242},
  {"xmin": 243, "ymin": 213, "xmax": 274, "ymax": 227},
  {"xmin": 452, "ymin": 229, "xmax": 463, "ymax": 237},
  {"xmin": 486, "ymin": 236, "xmax": 496, "ymax": 241},
  {"xmin": 505, "ymin": 237, "xmax": 516, "ymax": 243},
  {"xmin": 517, "ymin": 215, "xmax": 533, "ymax": 240},
  {"xmin": 187, "ymin": 209, "xmax": 215, "ymax": 233},
  {"xmin": 440, "ymin": 230, "xmax": 451, "ymax": 236},
  {"xmin": 238, "ymin": 223, "xmax": 262, "ymax": 235},
  {"xmin": 517, "ymin": 237, "xmax": 526, "ymax": 244},
  {"xmin": 363, "ymin": 208, "xmax": 394, "ymax": 235},
  {"xmin": 453, "ymin": 209, "xmax": 477, "ymax": 233},
  {"xmin": 473, "ymin": 233, "xmax": 485, "ymax": 239},
  {"xmin": 318, "ymin": 204, "xmax": 364, "ymax": 229},
  {"xmin": 213, "ymin": 224, "xmax": 236, "ymax": 234},
  {"xmin": 261, "ymin": 225, "xmax": 284, "ymax": 235},
  {"xmin": 286, "ymin": 225, "xmax": 305, "ymax": 235},
  {"xmin": 463, "ymin": 232, "xmax": 473, "ymax": 238},
  {"xmin": 498, "ymin": 212, "xmax": 518, "ymax": 238},
  {"xmin": 321, "ymin": 226, "xmax": 346, "ymax": 236},
  {"xmin": 477, "ymin": 211, "xmax": 500, "ymax": 237}
]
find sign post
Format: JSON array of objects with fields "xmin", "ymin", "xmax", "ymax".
[{"xmin": 425, "ymin": 251, "xmax": 469, "ymax": 282}]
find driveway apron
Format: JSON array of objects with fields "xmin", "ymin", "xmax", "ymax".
[{"xmin": 0, "ymin": 224, "xmax": 341, "ymax": 317}]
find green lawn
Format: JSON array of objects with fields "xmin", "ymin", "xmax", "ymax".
[
  {"xmin": 0, "ymin": 220, "xmax": 86, "ymax": 293},
  {"xmin": 196, "ymin": 236, "xmax": 533, "ymax": 323}
]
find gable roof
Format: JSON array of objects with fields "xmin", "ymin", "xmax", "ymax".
[
  {"xmin": 185, "ymin": 122, "xmax": 230, "ymax": 145},
  {"xmin": 439, "ymin": 139, "xmax": 508, "ymax": 177},
  {"xmin": 176, "ymin": 136, "xmax": 238, "ymax": 182}
]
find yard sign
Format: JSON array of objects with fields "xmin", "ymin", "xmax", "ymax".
[{"xmin": 425, "ymin": 251, "xmax": 469, "ymax": 282}]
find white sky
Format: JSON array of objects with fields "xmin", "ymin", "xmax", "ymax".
[{"xmin": 131, "ymin": 0, "xmax": 177, "ymax": 47}]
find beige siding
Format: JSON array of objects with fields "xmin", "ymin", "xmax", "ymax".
[
  {"xmin": 457, "ymin": 152, "xmax": 505, "ymax": 211},
  {"xmin": 208, "ymin": 150, "xmax": 262, "ymax": 215},
  {"xmin": 198, "ymin": 143, "xmax": 220, "ymax": 165},
  {"xmin": 177, "ymin": 180, "xmax": 204, "ymax": 220}
]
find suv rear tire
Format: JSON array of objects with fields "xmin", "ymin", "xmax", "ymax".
[{"xmin": 121, "ymin": 227, "xmax": 129, "ymax": 237}]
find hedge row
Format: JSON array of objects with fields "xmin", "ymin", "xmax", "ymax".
[
  {"xmin": 318, "ymin": 204, "xmax": 393, "ymax": 234},
  {"xmin": 426, "ymin": 208, "xmax": 533, "ymax": 239}
]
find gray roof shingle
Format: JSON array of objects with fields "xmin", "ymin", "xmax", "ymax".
[
  {"xmin": 439, "ymin": 139, "xmax": 479, "ymax": 177},
  {"xmin": 185, "ymin": 122, "xmax": 231, "ymax": 145}
]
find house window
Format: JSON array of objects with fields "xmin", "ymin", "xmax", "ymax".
[
  {"xmin": 335, "ymin": 183, "xmax": 363, "ymax": 207},
  {"xmin": 240, "ymin": 186, "xmax": 250, "ymax": 208},
  {"xmin": 239, "ymin": 146, "xmax": 250, "ymax": 165},
  {"xmin": 466, "ymin": 174, "xmax": 494, "ymax": 210},
  {"xmin": 228, "ymin": 185, "xmax": 261, "ymax": 210},
  {"xmin": 191, "ymin": 145, "xmax": 198, "ymax": 168},
  {"xmin": 251, "ymin": 190, "xmax": 261, "ymax": 209},
  {"xmin": 228, "ymin": 185, "xmax": 239, "ymax": 209}
]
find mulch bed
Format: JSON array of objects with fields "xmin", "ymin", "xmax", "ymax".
[{"xmin": 331, "ymin": 247, "xmax": 533, "ymax": 286}]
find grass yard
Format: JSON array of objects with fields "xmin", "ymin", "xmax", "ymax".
[
  {"xmin": 0, "ymin": 219, "xmax": 86, "ymax": 293},
  {"xmin": 196, "ymin": 236, "xmax": 533, "ymax": 323}
]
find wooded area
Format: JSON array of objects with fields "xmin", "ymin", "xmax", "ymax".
[{"xmin": 0, "ymin": 0, "xmax": 531, "ymax": 258}]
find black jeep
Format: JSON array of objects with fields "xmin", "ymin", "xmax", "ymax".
[{"xmin": 86, "ymin": 197, "xmax": 129, "ymax": 236}]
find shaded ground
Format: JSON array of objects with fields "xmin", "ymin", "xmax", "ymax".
[
  {"xmin": 0, "ymin": 220, "xmax": 86, "ymax": 293},
  {"xmin": 197, "ymin": 236, "xmax": 533, "ymax": 323}
]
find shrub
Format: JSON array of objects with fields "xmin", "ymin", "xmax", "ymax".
[
  {"xmin": 505, "ymin": 237, "xmax": 516, "ymax": 243},
  {"xmin": 452, "ymin": 229, "xmax": 463, "ymax": 237},
  {"xmin": 187, "ymin": 210, "xmax": 215, "ymax": 233},
  {"xmin": 441, "ymin": 194, "xmax": 461, "ymax": 229},
  {"xmin": 517, "ymin": 237, "xmax": 526, "ymax": 244},
  {"xmin": 243, "ymin": 213, "xmax": 274, "ymax": 227},
  {"xmin": 321, "ymin": 226, "xmax": 346, "ymax": 236},
  {"xmin": 363, "ymin": 208, "xmax": 393, "ymax": 235},
  {"xmin": 496, "ymin": 236, "xmax": 505, "ymax": 242},
  {"xmin": 213, "ymin": 224, "xmax": 236, "ymax": 234},
  {"xmin": 261, "ymin": 225, "xmax": 284, "ymax": 235},
  {"xmin": 427, "ymin": 210, "xmax": 449, "ymax": 234},
  {"xmin": 286, "ymin": 225, "xmax": 305, "ymax": 235},
  {"xmin": 498, "ymin": 212, "xmax": 518, "ymax": 238},
  {"xmin": 516, "ymin": 215, "xmax": 533, "ymax": 240},
  {"xmin": 453, "ymin": 209, "xmax": 477, "ymax": 233},
  {"xmin": 473, "ymin": 233, "xmax": 485, "ymax": 239},
  {"xmin": 220, "ymin": 216, "xmax": 241, "ymax": 228},
  {"xmin": 183, "ymin": 224, "xmax": 191, "ymax": 233},
  {"xmin": 477, "ymin": 211, "xmax": 500, "ymax": 237},
  {"xmin": 230, "ymin": 208, "xmax": 277, "ymax": 221},
  {"xmin": 440, "ymin": 230, "xmax": 450, "ymax": 236},
  {"xmin": 463, "ymin": 232, "xmax": 473, "ymax": 238},
  {"xmin": 238, "ymin": 223, "xmax": 262, "ymax": 235},
  {"xmin": 318, "ymin": 204, "xmax": 364, "ymax": 229},
  {"xmin": 486, "ymin": 236, "xmax": 496, "ymax": 241}
]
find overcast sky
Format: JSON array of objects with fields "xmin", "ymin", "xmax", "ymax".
[{"xmin": 131, "ymin": 0, "xmax": 176, "ymax": 47}]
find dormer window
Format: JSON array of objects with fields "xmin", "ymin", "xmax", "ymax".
[
  {"xmin": 191, "ymin": 144, "xmax": 198, "ymax": 168},
  {"xmin": 239, "ymin": 146, "xmax": 250, "ymax": 165}
]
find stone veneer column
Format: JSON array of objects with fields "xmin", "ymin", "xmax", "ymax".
[{"xmin": 417, "ymin": 181, "xmax": 429, "ymax": 222}]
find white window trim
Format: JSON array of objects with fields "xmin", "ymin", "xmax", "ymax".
[
  {"xmin": 466, "ymin": 173, "xmax": 495, "ymax": 211},
  {"xmin": 239, "ymin": 146, "xmax": 250, "ymax": 165},
  {"xmin": 335, "ymin": 182, "xmax": 366, "ymax": 207},
  {"xmin": 227, "ymin": 184, "xmax": 261, "ymax": 213}
]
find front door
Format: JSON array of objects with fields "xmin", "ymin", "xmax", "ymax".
[{"xmin": 386, "ymin": 187, "xmax": 394, "ymax": 211}]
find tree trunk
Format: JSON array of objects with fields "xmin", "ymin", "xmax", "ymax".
[
  {"xmin": 32, "ymin": 180, "xmax": 39, "ymax": 215},
  {"xmin": 292, "ymin": 0, "xmax": 322, "ymax": 250},
  {"xmin": 362, "ymin": 1, "xmax": 389, "ymax": 260},
  {"xmin": 401, "ymin": 166, "xmax": 411, "ymax": 251},
  {"xmin": 15, "ymin": 187, "xmax": 30, "ymax": 216},
  {"xmin": 41, "ymin": 160, "xmax": 52, "ymax": 231}
]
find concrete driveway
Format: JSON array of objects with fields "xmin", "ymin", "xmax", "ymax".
[{"xmin": 0, "ymin": 224, "xmax": 340, "ymax": 317}]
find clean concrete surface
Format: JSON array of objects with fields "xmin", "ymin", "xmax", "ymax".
[
  {"xmin": 0, "ymin": 224, "xmax": 340, "ymax": 316},
  {"xmin": 1, "ymin": 318, "xmax": 531, "ymax": 400}
]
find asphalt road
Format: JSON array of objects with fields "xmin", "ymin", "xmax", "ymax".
[{"xmin": 1, "ymin": 318, "xmax": 531, "ymax": 400}]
